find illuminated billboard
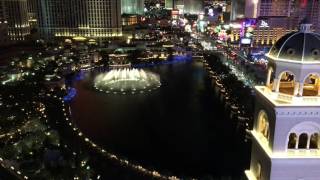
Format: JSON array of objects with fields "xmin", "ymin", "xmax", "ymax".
[{"xmin": 240, "ymin": 38, "xmax": 252, "ymax": 45}]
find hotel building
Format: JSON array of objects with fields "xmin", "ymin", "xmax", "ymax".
[
  {"xmin": 238, "ymin": 0, "xmax": 320, "ymax": 46},
  {"xmin": 26, "ymin": 0, "xmax": 38, "ymax": 28},
  {"xmin": 0, "ymin": 0, "xmax": 30, "ymax": 41},
  {"xmin": 183, "ymin": 0, "xmax": 204, "ymax": 14},
  {"xmin": 246, "ymin": 24, "xmax": 320, "ymax": 180},
  {"xmin": 245, "ymin": 0, "xmax": 320, "ymax": 33},
  {"xmin": 230, "ymin": 0, "xmax": 245, "ymax": 20},
  {"xmin": 0, "ymin": 21, "xmax": 9, "ymax": 47},
  {"xmin": 165, "ymin": 0, "xmax": 174, "ymax": 9},
  {"xmin": 164, "ymin": 0, "xmax": 204, "ymax": 14},
  {"xmin": 121, "ymin": 0, "xmax": 144, "ymax": 15},
  {"xmin": 36, "ymin": 0, "xmax": 122, "ymax": 40},
  {"xmin": 0, "ymin": 2, "xmax": 9, "ymax": 46}
]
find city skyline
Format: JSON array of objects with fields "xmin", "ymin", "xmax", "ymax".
[{"xmin": 0, "ymin": 1, "xmax": 320, "ymax": 180}]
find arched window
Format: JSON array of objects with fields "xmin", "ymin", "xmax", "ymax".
[
  {"xmin": 303, "ymin": 73, "xmax": 320, "ymax": 96},
  {"xmin": 309, "ymin": 133, "xmax": 319, "ymax": 149},
  {"xmin": 278, "ymin": 71, "xmax": 295, "ymax": 95},
  {"xmin": 287, "ymin": 133, "xmax": 297, "ymax": 149},
  {"xmin": 258, "ymin": 111, "xmax": 269, "ymax": 140},
  {"xmin": 298, "ymin": 133, "xmax": 308, "ymax": 149}
]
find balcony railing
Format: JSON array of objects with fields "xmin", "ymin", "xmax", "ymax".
[{"xmin": 257, "ymin": 86, "xmax": 320, "ymax": 106}]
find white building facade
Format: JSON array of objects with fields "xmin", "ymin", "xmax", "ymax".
[{"xmin": 246, "ymin": 24, "xmax": 320, "ymax": 180}]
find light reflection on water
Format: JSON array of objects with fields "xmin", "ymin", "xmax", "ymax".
[{"xmin": 70, "ymin": 61, "xmax": 250, "ymax": 178}]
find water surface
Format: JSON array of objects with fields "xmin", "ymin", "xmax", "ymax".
[{"xmin": 71, "ymin": 61, "xmax": 249, "ymax": 178}]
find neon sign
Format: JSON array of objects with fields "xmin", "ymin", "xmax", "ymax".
[{"xmin": 259, "ymin": 20, "xmax": 269, "ymax": 28}]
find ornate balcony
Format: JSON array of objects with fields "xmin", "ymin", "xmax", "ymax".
[{"xmin": 256, "ymin": 86, "xmax": 320, "ymax": 106}]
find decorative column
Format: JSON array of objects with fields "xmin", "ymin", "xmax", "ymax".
[
  {"xmin": 266, "ymin": 69, "xmax": 272, "ymax": 87},
  {"xmin": 275, "ymin": 79, "xmax": 281, "ymax": 92},
  {"xmin": 307, "ymin": 135, "xmax": 311, "ymax": 149},
  {"xmin": 298, "ymin": 82, "xmax": 304, "ymax": 96},
  {"xmin": 294, "ymin": 82, "xmax": 300, "ymax": 96},
  {"xmin": 295, "ymin": 135, "xmax": 299, "ymax": 149},
  {"xmin": 272, "ymin": 78, "xmax": 278, "ymax": 91}
]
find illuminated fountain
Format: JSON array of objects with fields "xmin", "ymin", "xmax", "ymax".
[{"xmin": 94, "ymin": 68, "xmax": 161, "ymax": 94}]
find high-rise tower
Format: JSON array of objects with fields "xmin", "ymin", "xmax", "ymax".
[
  {"xmin": 164, "ymin": 0, "xmax": 203, "ymax": 14},
  {"xmin": 0, "ymin": 0, "xmax": 30, "ymax": 41},
  {"xmin": 290, "ymin": 0, "xmax": 320, "ymax": 33},
  {"xmin": 37, "ymin": 0, "xmax": 122, "ymax": 39},
  {"xmin": 183, "ymin": 0, "xmax": 204, "ymax": 14},
  {"xmin": 26, "ymin": 0, "xmax": 38, "ymax": 28},
  {"xmin": 165, "ymin": 0, "xmax": 174, "ymax": 9},
  {"xmin": 0, "ymin": 2, "xmax": 9, "ymax": 46},
  {"xmin": 245, "ymin": 0, "xmax": 291, "ymax": 19},
  {"xmin": 121, "ymin": 0, "xmax": 144, "ymax": 15},
  {"xmin": 245, "ymin": 24, "xmax": 320, "ymax": 180},
  {"xmin": 231, "ymin": 0, "xmax": 245, "ymax": 20}
]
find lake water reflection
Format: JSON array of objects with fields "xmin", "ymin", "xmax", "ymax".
[{"xmin": 70, "ymin": 61, "xmax": 250, "ymax": 178}]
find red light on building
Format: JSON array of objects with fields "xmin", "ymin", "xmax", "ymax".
[
  {"xmin": 171, "ymin": 9, "xmax": 180, "ymax": 20},
  {"xmin": 171, "ymin": 9, "xmax": 179, "ymax": 16},
  {"xmin": 301, "ymin": 0, "xmax": 308, "ymax": 8}
]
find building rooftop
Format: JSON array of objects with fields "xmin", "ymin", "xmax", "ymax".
[{"xmin": 267, "ymin": 24, "xmax": 320, "ymax": 63}]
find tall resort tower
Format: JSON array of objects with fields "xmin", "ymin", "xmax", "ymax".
[
  {"xmin": 245, "ymin": 23, "xmax": 320, "ymax": 180},
  {"xmin": 121, "ymin": 0, "xmax": 144, "ymax": 15},
  {"xmin": 1, "ymin": 0, "xmax": 30, "ymax": 41},
  {"xmin": 37, "ymin": 0, "xmax": 122, "ymax": 40}
]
